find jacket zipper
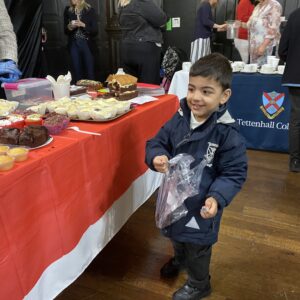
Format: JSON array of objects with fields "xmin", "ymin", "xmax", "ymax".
[{"xmin": 176, "ymin": 129, "xmax": 193, "ymax": 148}]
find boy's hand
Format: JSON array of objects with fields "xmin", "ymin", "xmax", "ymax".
[
  {"xmin": 200, "ymin": 197, "xmax": 218, "ymax": 219},
  {"xmin": 153, "ymin": 155, "xmax": 169, "ymax": 173}
]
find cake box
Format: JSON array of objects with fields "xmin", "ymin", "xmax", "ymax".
[{"xmin": 1, "ymin": 78, "xmax": 53, "ymax": 110}]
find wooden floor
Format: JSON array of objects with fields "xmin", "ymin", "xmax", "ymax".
[{"xmin": 57, "ymin": 150, "xmax": 300, "ymax": 300}]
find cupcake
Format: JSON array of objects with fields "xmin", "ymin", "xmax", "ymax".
[
  {"xmin": 43, "ymin": 114, "xmax": 70, "ymax": 135},
  {"xmin": 7, "ymin": 114, "xmax": 25, "ymax": 129},
  {"xmin": 0, "ymin": 155, "xmax": 14, "ymax": 171},
  {"xmin": 90, "ymin": 109, "xmax": 103, "ymax": 121},
  {"xmin": 25, "ymin": 114, "xmax": 43, "ymax": 126},
  {"xmin": 0, "ymin": 145, "xmax": 10, "ymax": 155},
  {"xmin": 77, "ymin": 108, "xmax": 91, "ymax": 120},
  {"xmin": 7, "ymin": 147, "xmax": 29, "ymax": 162}
]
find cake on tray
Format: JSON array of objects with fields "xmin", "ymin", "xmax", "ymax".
[{"xmin": 106, "ymin": 74, "xmax": 138, "ymax": 100}]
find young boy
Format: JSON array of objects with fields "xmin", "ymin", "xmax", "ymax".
[{"xmin": 145, "ymin": 53, "xmax": 248, "ymax": 300}]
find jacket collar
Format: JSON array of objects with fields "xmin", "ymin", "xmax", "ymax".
[{"xmin": 178, "ymin": 98, "xmax": 235, "ymax": 127}]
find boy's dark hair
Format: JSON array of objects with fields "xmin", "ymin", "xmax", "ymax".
[{"xmin": 189, "ymin": 53, "xmax": 232, "ymax": 90}]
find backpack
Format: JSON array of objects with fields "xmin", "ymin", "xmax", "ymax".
[{"xmin": 161, "ymin": 46, "xmax": 188, "ymax": 92}]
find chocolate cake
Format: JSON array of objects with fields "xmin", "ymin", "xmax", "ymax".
[
  {"xmin": 76, "ymin": 79, "xmax": 103, "ymax": 91},
  {"xmin": 0, "ymin": 128, "xmax": 20, "ymax": 145},
  {"xmin": 106, "ymin": 74, "xmax": 138, "ymax": 100},
  {"xmin": 0, "ymin": 125, "xmax": 49, "ymax": 147},
  {"xmin": 19, "ymin": 126, "xmax": 49, "ymax": 147}
]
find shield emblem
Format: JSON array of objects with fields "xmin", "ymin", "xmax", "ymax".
[{"xmin": 262, "ymin": 91, "xmax": 285, "ymax": 116}]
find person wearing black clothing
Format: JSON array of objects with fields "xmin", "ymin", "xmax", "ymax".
[
  {"xmin": 64, "ymin": 0, "xmax": 98, "ymax": 83},
  {"xmin": 190, "ymin": 0, "xmax": 226, "ymax": 63},
  {"xmin": 118, "ymin": 0, "xmax": 167, "ymax": 85},
  {"xmin": 278, "ymin": 8, "xmax": 300, "ymax": 172}
]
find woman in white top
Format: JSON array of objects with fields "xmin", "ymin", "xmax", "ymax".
[{"xmin": 247, "ymin": 0, "xmax": 282, "ymax": 65}]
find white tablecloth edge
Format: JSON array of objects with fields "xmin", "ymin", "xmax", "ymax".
[{"xmin": 25, "ymin": 169, "xmax": 162, "ymax": 300}]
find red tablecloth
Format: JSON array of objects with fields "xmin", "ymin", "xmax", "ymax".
[{"xmin": 0, "ymin": 95, "xmax": 179, "ymax": 299}]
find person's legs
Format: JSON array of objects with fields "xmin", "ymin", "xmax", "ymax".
[
  {"xmin": 80, "ymin": 39, "xmax": 95, "ymax": 80},
  {"xmin": 120, "ymin": 41, "xmax": 139, "ymax": 78},
  {"xmin": 185, "ymin": 243, "xmax": 211, "ymax": 290},
  {"xmin": 137, "ymin": 42, "xmax": 161, "ymax": 84},
  {"xmin": 70, "ymin": 40, "xmax": 82, "ymax": 82},
  {"xmin": 173, "ymin": 243, "xmax": 212, "ymax": 300},
  {"xmin": 160, "ymin": 240, "xmax": 185, "ymax": 278},
  {"xmin": 234, "ymin": 38, "xmax": 249, "ymax": 63},
  {"xmin": 121, "ymin": 41, "xmax": 161, "ymax": 84},
  {"xmin": 288, "ymin": 87, "xmax": 300, "ymax": 172}
]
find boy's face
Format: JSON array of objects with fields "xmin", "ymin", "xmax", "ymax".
[{"xmin": 187, "ymin": 76, "xmax": 231, "ymax": 123}]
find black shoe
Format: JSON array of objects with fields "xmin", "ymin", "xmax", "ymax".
[
  {"xmin": 172, "ymin": 283, "xmax": 211, "ymax": 300},
  {"xmin": 160, "ymin": 257, "xmax": 181, "ymax": 278},
  {"xmin": 290, "ymin": 159, "xmax": 300, "ymax": 172}
]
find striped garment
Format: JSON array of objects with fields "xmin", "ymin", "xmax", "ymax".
[
  {"xmin": 0, "ymin": 0, "xmax": 18, "ymax": 62},
  {"xmin": 190, "ymin": 37, "xmax": 211, "ymax": 63}
]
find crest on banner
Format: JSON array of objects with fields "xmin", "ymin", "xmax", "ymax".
[{"xmin": 260, "ymin": 91, "xmax": 285, "ymax": 119}]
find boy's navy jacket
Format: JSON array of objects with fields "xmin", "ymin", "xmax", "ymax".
[{"xmin": 145, "ymin": 98, "xmax": 248, "ymax": 245}]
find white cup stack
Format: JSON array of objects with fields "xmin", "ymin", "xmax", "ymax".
[
  {"xmin": 231, "ymin": 61, "xmax": 245, "ymax": 72},
  {"xmin": 243, "ymin": 63, "xmax": 258, "ymax": 73},
  {"xmin": 46, "ymin": 72, "xmax": 72, "ymax": 100},
  {"xmin": 277, "ymin": 65, "xmax": 285, "ymax": 74},
  {"xmin": 261, "ymin": 64, "xmax": 275, "ymax": 74},
  {"xmin": 267, "ymin": 56, "xmax": 280, "ymax": 69}
]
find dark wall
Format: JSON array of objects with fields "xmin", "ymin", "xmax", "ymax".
[{"xmin": 162, "ymin": 0, "xmax": 196, "ymax": 57}]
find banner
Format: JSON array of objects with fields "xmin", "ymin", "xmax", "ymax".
[{"xmin": 229, "ymin": 73, "xmax": 289, "ymax": 153}]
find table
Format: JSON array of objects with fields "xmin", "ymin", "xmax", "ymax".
[
  {"xmin": 168, "ymin": 70, "xmax": 289, "ymax": 152},
  {"xmin": 168, "ymin": 70, "xmax": 189, "ymax": 100},
  {"xmin": 0, "ymin": 95, "xmax": 179, "ymax": 300}
]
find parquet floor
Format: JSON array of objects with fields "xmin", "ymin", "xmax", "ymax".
[{"xmin": 57, "ymin": 150, "xmax": 300, "ymax": 300}]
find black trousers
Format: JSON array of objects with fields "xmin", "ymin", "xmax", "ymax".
[
  {"xmin": 288, "ymin": 87, "xmax": 300, "ymax": 163},
  {"xmin": 121, "ymin": 41, "xmax": 161, "ymax": 85},
  {"xmin": 69, "ymin": 39, "xmax": 95, "ymax": 83},
  {"xmin": 172, "ymin": 239, "xmax": 212, "ymax": 290}
]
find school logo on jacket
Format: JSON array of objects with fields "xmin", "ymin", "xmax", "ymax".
[
  {"xmin": 204, "ymin": 142, "xmax": 218, "ymax": 167},
  {"xmin": 260, "ymin": 91, "xmax": 285, "ymax": 120}
]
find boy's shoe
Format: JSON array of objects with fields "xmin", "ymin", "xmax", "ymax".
[
  {"xmin": 290, "ymin": 159, "xmax": 300, "ymax": 172},
  {"xmin": 160, "ymin": 257, "xmax": 181, "ymax": 278},
  {"xmin": 172, "ymin": 283, "xmax": 211, "ymax": 300}
]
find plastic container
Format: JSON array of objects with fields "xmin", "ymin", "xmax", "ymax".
[
  {"xmin": 226, "ymin": 20, "xmax": 239, "ymax": 39},
  {"xmin": 0, "ymin": 155, "xmax": 14, "ymax": 171},
  {"xmin": 7, "ymin": 147, "xmax": 29, "ymax": 162},
  {"xmin": 1, "ymin": 78, "xmax": 53, "ymax": 111}
]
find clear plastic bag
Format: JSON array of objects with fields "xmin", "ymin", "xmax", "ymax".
[{"xmin": 155, "ymin": 153, "xmax": 207, "ymax": 229}]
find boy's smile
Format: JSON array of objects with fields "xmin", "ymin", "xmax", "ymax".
[{"xmin": 187, "ymin": 76, "xmax": 231, "ymax": 123}]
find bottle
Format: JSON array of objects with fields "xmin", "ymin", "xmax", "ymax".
[{"xmin": 116, "ymin": 68, "xmax": 125, "ymax": 75}]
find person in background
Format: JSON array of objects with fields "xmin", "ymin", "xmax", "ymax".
[
  {"xmin": 145, "ymin": 53, "xmax": 247, "ymax": 300},
  {"xmin": 278, "ymin": 8, "xmax": 300, "ymax": 173},
  {"xmin": 190, "ymin": 0, "xmax": 227, "ymax": 64},
  {"xmin": 118, "ymin": 0, "xmax": 167, "ymax": 85},
  {"xmin": 0, "ymin": 0, "xmax": 22, "ymax": 86},
  {"xmin": 64, "ymin": 0, "xmax": 98, "ymax": 83},
  {"xmin": 238, "ymin": 0, "xmax": 282, "ymax": 66},
  {"xmin": 234, "ymin": 0, "xmax": 255, "ymax": 63}
]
